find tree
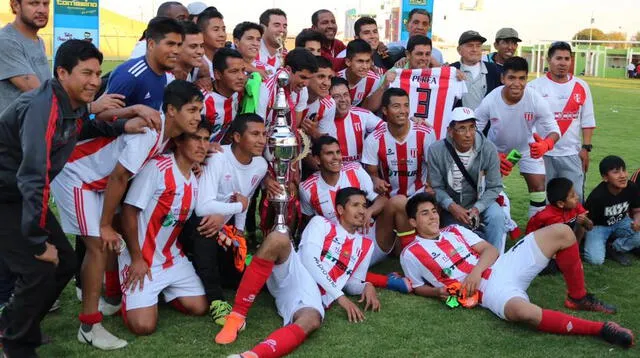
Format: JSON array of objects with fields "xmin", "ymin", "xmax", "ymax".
[
  {"xmin": 572, "ymin": 28, "xmax": 606, "ymax": 45},
  {"xmin": 605, "ymin": 31, "xmax": 627, "ymax": 49}
]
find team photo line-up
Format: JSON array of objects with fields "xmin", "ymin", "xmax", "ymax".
[{"xmin": 0, "ymin": 1, "xmax": 638, "ymax": 357}]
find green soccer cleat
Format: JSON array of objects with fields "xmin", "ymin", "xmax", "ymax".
[{"xmin": 210, "ymin": 300, "xmax": 232, "ymax": 326}]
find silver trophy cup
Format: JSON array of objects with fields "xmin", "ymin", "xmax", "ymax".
[{"xmin": 267, "ymin": 71, "xmax": 298, "ymax": 234}]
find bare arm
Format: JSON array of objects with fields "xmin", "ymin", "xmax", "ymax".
[
  {"xmin": 99, "ymin": 164, "xmax": 133, "ymax": 250},
  {"xmin": 414, "ymin": 285, "xmax": 448, "ymax": 299}
]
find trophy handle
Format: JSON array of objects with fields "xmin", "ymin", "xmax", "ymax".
[{"xmin": 292, "ymin": 129, "xmax": 311, "ymax": 164}]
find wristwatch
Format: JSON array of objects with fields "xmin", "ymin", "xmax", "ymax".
[{"xmin": 581, "ymin": 144, "xmax": 593, "ymax": 152}]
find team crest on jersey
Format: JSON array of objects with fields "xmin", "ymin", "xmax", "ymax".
[
  {"xmin": 386, "ymin": 148, "xmax": 394, "ymax": 156},
  {"xmin": 224, "ymin": 173, "xmax": 232, "ymax": 181},
  {"xmin": 410, "ymin": 148, "xmax": 418, "ymax": 158},
  {"xmin": 353, "ymin": 122, "xmax": 362, "ymax": 132},
  {"xmin": 355, "ymin": 93, "xmax": 364, "ymax": 102},
  {"xmin": 574, "ymin": 93, "xmax": 582, "ymax": 103},
  {"xmin": 524, "ymin": 112, "xmax": 534, "ymax": 121}
]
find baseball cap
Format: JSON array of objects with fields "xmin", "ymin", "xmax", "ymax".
[
  {"xmin": 458, "ymin": 30, "xmax": 487, "ymax": 45},
  {"xmin": 495, "ymin": 28, "xmax": 522, "ymax": 42},
  {"xmin": 450, "ymin": 107, "xmax": 476, "ymax": 123},
  {"xmin": 187, "ymin": 1, "xmax": 208, "ymax": 16}
]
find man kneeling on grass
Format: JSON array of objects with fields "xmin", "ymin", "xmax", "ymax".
[
  {"xmin": 119, "ymin": 121, "xmax": 212, "ymax": 335},
  {"xmin": 400, "ymin": 192, "xmax": 635, "ymax": 348}
]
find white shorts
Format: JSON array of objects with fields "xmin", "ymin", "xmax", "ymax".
[
  {"xmin": 518, "ymin": 152, "xmax": 546, "ymax": 175},
  {"xmin": 367, "ymin": 225, "xmax": 395, "ymax": 266},
  {"xmin": 119, "ymin": 248, "xmax": 205, "ymax": 311},
  {"xmin": 266, "ymin": 246, "xmax": 325, "ymax": 325},
  {"xmin": 51, "ymin": 171, "xmax": 103, "ymax": 237},
  {"xmin": 480, "ymin": 233, "xmax": 549, "ymax": 319}
]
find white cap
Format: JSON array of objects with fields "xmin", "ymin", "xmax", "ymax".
[
  {"xmin": 450, "ymin": 107, "xmax": 476, "ymax": 122},
  {"xmin": 187, "ymin": 1, "xmax": 208, "ymax": 15}
]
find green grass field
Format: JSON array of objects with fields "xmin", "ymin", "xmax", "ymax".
[{"xmin": 39, "ymin": 77, "xmax": 640, "ymax": 357}]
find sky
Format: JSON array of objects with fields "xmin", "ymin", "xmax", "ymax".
[{"xmin": 101, "ymin": 0, "xmax": 639, "ymax": 44}]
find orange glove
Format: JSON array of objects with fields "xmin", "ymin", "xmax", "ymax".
[
  {"xmin": 498, "ymin": 153, "xmax": 514, "ymax": 177},
  {"xmin": 219, "ymin": 225, "xmax": 248, "ymax": 272},
  {"xmin": 529, "ymin": 133, "xmax": 555, "ymax": 159}
]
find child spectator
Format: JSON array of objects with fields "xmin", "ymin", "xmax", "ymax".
[{"xmin": 583, "ymin": 156, "xmax": 640, "ymax": 266}]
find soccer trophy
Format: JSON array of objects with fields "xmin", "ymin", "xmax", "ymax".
[{"xmin": 267, "ymin": 71, "xmax": 298, "ymax": 235}]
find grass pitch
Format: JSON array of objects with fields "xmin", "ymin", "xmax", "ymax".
[{"xmin": 39, "ymin": 77, "xmax": 640, "ymax": 357}]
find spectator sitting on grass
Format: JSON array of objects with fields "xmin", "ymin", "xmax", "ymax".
[{"xmin": 583, "ymin": 156, "xmax": 640, "ymax": 266}]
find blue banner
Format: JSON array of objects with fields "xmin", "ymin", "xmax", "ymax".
[
  {"xmin": 53, "ymin": 0, "xmax": 99, "ymax": 55},
  {"xmin": 400, "ymin": 0, "xmax": 435, "ymax": 41}
]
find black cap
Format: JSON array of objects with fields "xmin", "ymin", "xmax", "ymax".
[{"xmin": 458, "ymin": 30, "xmax": 487, "ymax": 45}]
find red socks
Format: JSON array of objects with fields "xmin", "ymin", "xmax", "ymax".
[
  {"xmin": 105, "ymin": 270, "xmax": 121, "ymax": 298},
  {"xmin": 170, "ymin": 299, "xmax": 190, "ymax": 315},
  {"xmin": 365, "ymin": 272, "xmax": 388, "ymax": 288},
  {"xmin": 537, "ymin": 309, "xmax": 604, "ymax": 336},
  {"xmin": 79, "ymin": 311, "xmax": 103, "ymax": 325},
  {"xmin": 232, "ymin": 256, "xmax": 275, "ymax": 317},
  {"xmin": 248, "ymin": 324, "xmax": 307, "ymax": 358},
  {"xmin": 555, "ymin": 242, "xmax": 587, "ymax": 300}
]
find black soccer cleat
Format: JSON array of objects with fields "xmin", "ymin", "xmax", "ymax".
[
  {"xmin": 564, "ymin": 293, "xmax": 617, "ymax": 314},
  {"xmin": 600, "ymin": 322, "xmax": 635, "ymax": 348}
]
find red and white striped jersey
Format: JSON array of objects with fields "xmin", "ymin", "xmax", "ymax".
[
  {"xmin": 258, "ymin": 68, "xmax": 308, "ymax": 130},
  {"xmin": 319, "ymin": 107, "xmax": 383, "ymax": 164},
  {"xmin": 124, "ymin": 153, "xmax": 197, "ymax": 269},
  {"xmin": 389, "ymin": 67, "xmax": 467, "ymax": 139},
  {"xmin": 400, "ymin": 225, "xmax": 491, "ymax": 289},
  {"xmin": 528, "ymin": 73, "xmax": 596, "ymax": 157},
  {"xmin": 337, "ymin": 69, "xmax": 381, "ymax": 107},
  {"xmin": 302, "ymin": 96, "xmax": 336, "ymax": 124},
  {"xmin": 202, "ymin": 89, "xmax": 240, "ymax": 143},
  {"xmin": 299, "ymin": 216, "xmax": 374, "ymax": 307},
  {"xmin": 252, "ymin": 59, "xmax": 276, "ymax": 80},
  {"xmin": 361, "ymin": 121, "xmax": 436, "ymax": 197},
  {"xmin": 60, "ymin": 121, "xmax": 167, "ymax": 192},
  {"xmin": 299, "ymin": 162, "xmax": 378, "ymax": 222},
  {"xmin": 256, "ymin": 39, "xmax": 286, "ymax": 69}
]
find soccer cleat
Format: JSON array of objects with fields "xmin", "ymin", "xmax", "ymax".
[
  {"xmin": 564, "ymin": 293, "xmax": 617, "ymax": 314},
  {"xmin": 77, "ymin": 323, "xmax": 128, "ymax": 350},
  {"xmin": 386, "ymin": 272, "xmax": 413, "ymax": 294},
  {"xmin": 227, "ymin": 353, "xmax": 257, "ymax": 358},
  {"xmin": 48, "ymin": 299, "xmax": 61, "ymax": 313},
  {"xmin": 215, "ymin": 312, "xmax": 246, "ymax": 345},
  {"xmin": 600, "ymin": 322, "xmax": 635, "ymax": 348},
  {"xmin": 210, "ymin": 300, "xmax": 232, "ymax": 326}
]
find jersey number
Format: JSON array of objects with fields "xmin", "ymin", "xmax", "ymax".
[{"xmin": 413, "ymin": 88, "xmax": 432, "ymax": 118}]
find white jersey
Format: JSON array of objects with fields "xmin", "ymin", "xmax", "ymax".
[
  {"xmin": 362, "ymin": 121, "xmax": 436, "ymax": 197},
  {"xmin": 258, "ymin": 68, "xmax": 309, "ymax": 130},
  {"xmin": 400, "ymin": 225, "xmax": 491, "ymax": 289},
  {"xmin": 388, "ymin": 67, "xmax": 467, "ymax": 140},
  {"xmin": 319, "ymin": 107, "xmax": 383, "ymax": 164},
  {"xmin": 298, "ymin": 216, "xmax": 374, "ymax": 307},
  {"xmin": 124, "ymin": 153, "xmax": 197, "ymax": 269},
  {"xmin": 475, "ymin": 86, "xmax": 560, "ymax": 155},
  {"xmin": 60, "ymin": 120, "xmax": 166, "ymax": 191},
  {"xmin": 337, "ymin": 69, "xmax": 381, "ymax": 107},
  {"xmin": 299, "ymin": 163, "xmax": 378, "ymax": 222},
  {"xmin": 202, "ymin": 89, "xmax": 241, "ymax": 142},
  {"xmin": 255, "ymin": 38, "xmax": 286, "ymax": 69},
  {"xmin": 528, "ymin": 73, "xmax": 595, "ymax": 156},
  {"xmin": 195, "ymin": 145, "xmax": 268, "ymax": 230},
  {"xmin": 129, "ymin": 40, "xmax": 146, "ymax": 59},
  {"xmin": 203, "ymin": 55, "xmax": 213, "ymax": 79},
  {"xmin": 302, "ymin": 96, "xmax": 336, "ymax": 124}
]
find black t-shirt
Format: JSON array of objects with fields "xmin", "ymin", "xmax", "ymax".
[{"xmin": 585, "ymin": 181, "xmax": 640, "ymax": 226}]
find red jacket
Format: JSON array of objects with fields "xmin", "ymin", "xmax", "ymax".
[{"xmin": 525, "ymin": 203, "xmax": 587, "ymax": 234}]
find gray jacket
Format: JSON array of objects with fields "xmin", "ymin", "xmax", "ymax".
[{"xmin": 427, "ymin": 131, "xmax": 502, "ymax": 213}]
